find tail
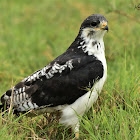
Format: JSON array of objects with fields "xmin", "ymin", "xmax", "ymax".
[
  {"xmin": 0, "ymin": 104, "xmax": 5, "ymax": 112},
  {"xmin": 0, "ymin": 94, "xmax": 9, "ymax": 113},
  {"xmin": 0, "ymin": 93, "xmax": 19, "ymax": 115}
]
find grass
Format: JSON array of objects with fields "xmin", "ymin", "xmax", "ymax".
[{"xmin": 0, "ymin": 0, "xmax": 140, "ymax": 139}]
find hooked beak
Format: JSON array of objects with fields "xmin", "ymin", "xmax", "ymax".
[
  {"xmin": 94, "ymin": 21, "xmax": 109, "ymax": 32},
  {"xmin": 103, "ymin": 25, "xmax": 109, "ymax": 31},
  {"xmin": 101, "ymin": 21, "xmax": 109, "ymax": 31}
]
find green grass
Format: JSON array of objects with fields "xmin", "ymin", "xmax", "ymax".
[{"xmin": 0, "ymin": 0, "xmax": 140, "ymax": 139}]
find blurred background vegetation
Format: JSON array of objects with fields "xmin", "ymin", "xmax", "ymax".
[{"xmin": 0, "ymin": 0, "xmax": 140, "ymax": 139}]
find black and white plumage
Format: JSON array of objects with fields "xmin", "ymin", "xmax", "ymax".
[{"xmin": 0, "ymin": 14, "xmax": 108, "ymax": 138}]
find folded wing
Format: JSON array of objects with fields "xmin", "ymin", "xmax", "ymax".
[{"xmin": 1, "ymin": 55, "xmax": 103, "ymax": 112}]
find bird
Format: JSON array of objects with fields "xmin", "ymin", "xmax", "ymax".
[{"xmin": 0, "ymin": 14, "xmax": 108, "ymax": 139}]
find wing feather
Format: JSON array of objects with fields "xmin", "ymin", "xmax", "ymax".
[{"xmin": 1, "ymin": 54, "xmax": 103, "ymax": 112}]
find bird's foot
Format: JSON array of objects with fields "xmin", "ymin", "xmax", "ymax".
[{"xmin": 74, "ymin": 132, "xmax": 79, "ymax": 139}]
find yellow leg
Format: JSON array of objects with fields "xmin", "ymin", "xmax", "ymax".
[
  {"xmin": 74, "ymin": 122, "xmax": 80, "ymax": 139},
  {"xmin": 75, "ymin": 132, "xmax": 79, "ymax": 139}
]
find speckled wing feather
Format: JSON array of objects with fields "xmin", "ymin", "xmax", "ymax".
[{"xmin": 1, "ymin": 51, "xmax": 103, "ymax": 112}]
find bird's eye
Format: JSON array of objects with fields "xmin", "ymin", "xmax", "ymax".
[{"xmin": 90, "ymin": 21, "xmax": 98, "ymax": 27}]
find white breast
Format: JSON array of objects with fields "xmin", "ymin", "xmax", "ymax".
[
  {"xmin": 59, "ymin": 38, "xmax": 107, "ymax": 129},
  {"xmin": 34, "ymin": 38, "xmax": 107, "ymax": 131}
]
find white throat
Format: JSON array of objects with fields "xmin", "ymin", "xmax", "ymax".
[
  {"xmin": 79, "ymin": 29, "xmax": 106, "ymax": 57},
  {"xmin": 78, "ymin": 28, "xmax": 107, "ymax": 73}
]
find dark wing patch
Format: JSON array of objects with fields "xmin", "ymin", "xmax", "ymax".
[
  {"xmin": 31, "ymin": 57, "xmax": 103, "ymax": 107},
  {"xmin": 1, "ymin": 53, "xmax": 103, "ymax": 112},
  {"xmin": 1, "ymin": 57, "xmax": 76, "ymax": 111}
]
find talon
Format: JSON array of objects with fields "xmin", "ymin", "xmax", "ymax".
[{"xmin": 75, "ymin": 132, "xmax": 79, "ymax": 139}]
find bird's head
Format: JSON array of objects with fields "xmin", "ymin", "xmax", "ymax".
[{"xmin": 80, "ymin": 14, "xmax": 108, "ymax": 41}]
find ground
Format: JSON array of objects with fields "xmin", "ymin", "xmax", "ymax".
[{"xmin": 0, "ymin": 0, "xmax": 140, "ymax": 139}]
